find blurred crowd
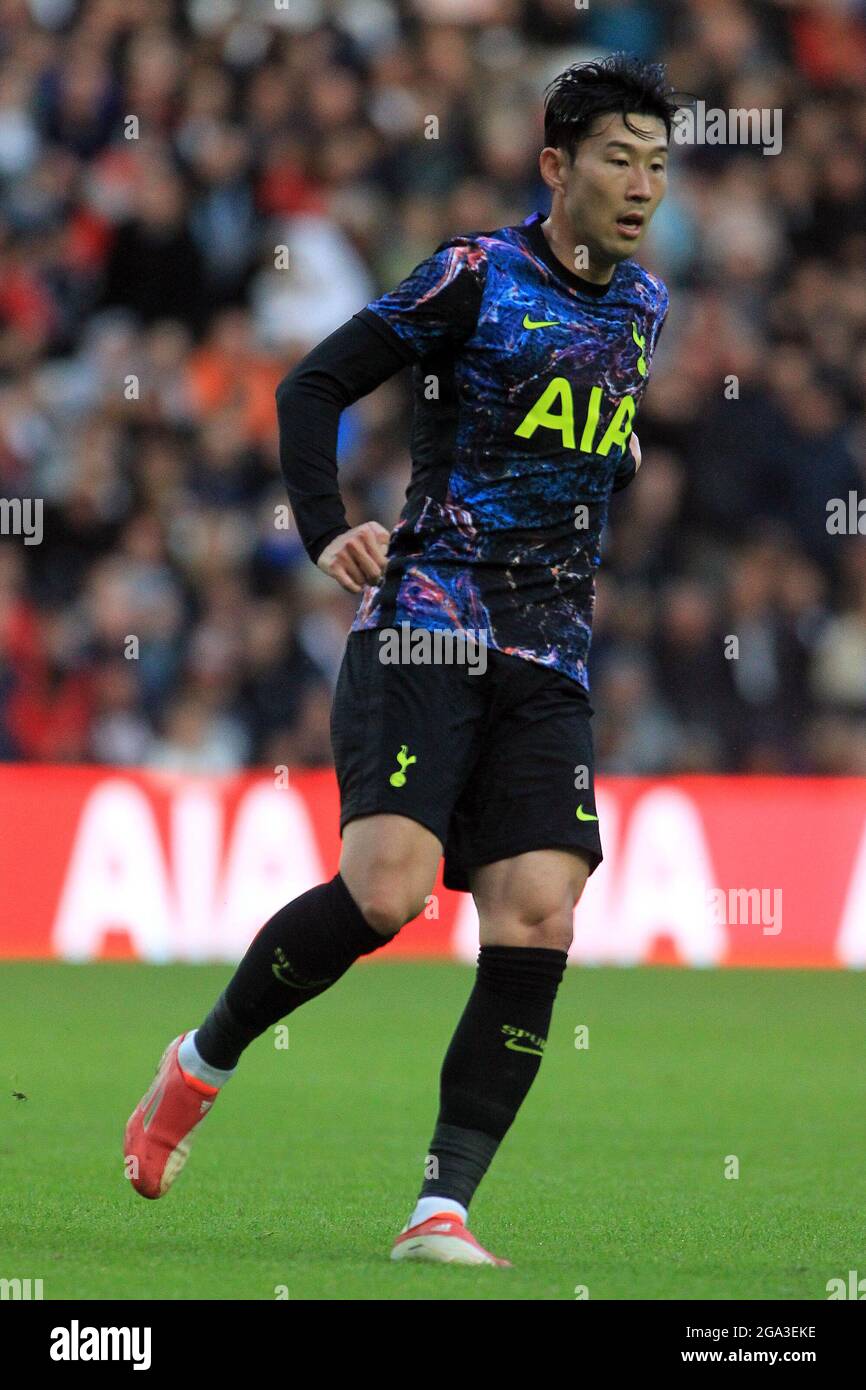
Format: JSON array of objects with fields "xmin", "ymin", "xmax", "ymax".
[{"xmin": 0, "ymin": 0, "xmax": 864, "ymax": 775}]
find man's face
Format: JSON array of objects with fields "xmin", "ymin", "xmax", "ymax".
[{"xmin": 555, "ymin": 111, "xmax": 668, "ymax": 265}]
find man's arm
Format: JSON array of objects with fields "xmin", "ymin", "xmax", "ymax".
[
  {"xmin": 277, "ymin": 237, "xmax": 488, "ymax": 591},
  {"xmin": 275, "ymin": 313, "xmax": 414, "ymax": 587}
]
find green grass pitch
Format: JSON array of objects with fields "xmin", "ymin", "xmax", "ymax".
[{"xmin": 1, "ymin": 960, "xmax": 863, "ymax": 1301}]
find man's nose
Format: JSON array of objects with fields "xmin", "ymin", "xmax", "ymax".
[{"xmin": 626, "ymin": 169, "xmax": 653, "ymax": 200}]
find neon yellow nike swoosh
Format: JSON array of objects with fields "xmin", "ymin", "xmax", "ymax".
[
  {"xmin": 523, "ymin": 313, "xmax": 560, "ymax": 330},
  {"xmin": 576, "ymin": 804, "xmax": 599, "ymax": 821},
  {"xmin": 504, "ymin": 1038, "xmax": 544, "ymax": 1056}
]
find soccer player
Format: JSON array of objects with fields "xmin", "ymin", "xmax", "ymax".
[{"xmin": 125, "ymin": 54, "xmax": 675, "ymax": 1267}]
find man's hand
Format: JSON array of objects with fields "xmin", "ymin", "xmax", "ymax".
[
  {"xmin": 629, "ymin": 431, "xmax": 641, "ymax": 471},
  {"xmin": 317, "ymin": 521, "xmax": 390, "ymax": 593}
]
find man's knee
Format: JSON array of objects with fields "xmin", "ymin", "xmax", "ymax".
[
  {"xmin": 355, "ymin": 888, "xmax": 420, "ymax": 937},
  {"xmin": 502, "ymin": 908, "xmax": 575, "ymax": 953},
  {"xmin": 342, "ymin": 860, "xmax": 433, "ymax": 937},
  {"xmin": 340, "ymin": 816, "xmax": 441, "ymax": 938},
  {"xmin": 472, "ymin": 849, "xmax": 589, "ymax": 952}
]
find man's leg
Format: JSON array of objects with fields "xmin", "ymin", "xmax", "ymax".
[
  {"xmin": 408, "ymin": 848, "xmax": 589, "ymax": 1231},
  {"xmin": 189, "ymin": 815, "xmax": 442, "ymax": 1073},
  {"xmin": 125, "ymin": 815, "xmax": 441, "ymax": 1199}
]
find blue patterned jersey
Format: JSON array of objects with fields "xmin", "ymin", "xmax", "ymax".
[{"xmin": 350, "ymin": 210, "xmax": 669, "ymax": 690}]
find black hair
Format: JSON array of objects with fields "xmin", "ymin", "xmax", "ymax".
[{"xmin": 544, "ymin": 53, "xmax": 680, "ymax": 158}]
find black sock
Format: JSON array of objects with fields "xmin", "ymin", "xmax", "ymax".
[
  {"xmin": 195, "ymin": 873, "xmax": 388, "ymax": 1069},
  {"xmin": 419, "ymin": 944, "xmax": 567, "ymax": 1211}
]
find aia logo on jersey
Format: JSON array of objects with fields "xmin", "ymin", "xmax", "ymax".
[{"xmin": 514, "ymin": 381, "xmax": 636, "ymax": 457}]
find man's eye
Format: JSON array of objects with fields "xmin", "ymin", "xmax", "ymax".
[{"xmin": 611, "ymin": 159, "xmax": 629, "ymax": 167}]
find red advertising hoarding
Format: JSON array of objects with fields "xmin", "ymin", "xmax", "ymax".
[{"xmin": 0, "ymin": 766, "xmax": 863, "ymax": 967}]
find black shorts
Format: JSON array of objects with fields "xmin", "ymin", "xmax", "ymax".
[{"xmin": 330, "ymin": 629, "xmax": 603, "ymax": 892}]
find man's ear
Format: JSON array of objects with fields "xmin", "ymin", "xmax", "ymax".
[{"xmin": 539, "ymin": 145, "xmax": 569, "ymax": 196}]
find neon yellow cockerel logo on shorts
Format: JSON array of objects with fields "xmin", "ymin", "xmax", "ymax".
[{"xmin": 389, "ymin": 744, "xmax": 417, "ymax": 788}]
